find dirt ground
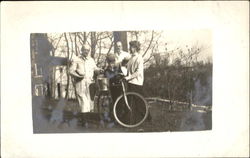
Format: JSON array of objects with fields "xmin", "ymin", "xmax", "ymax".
[{"xmin": 32, "ymin": 97, "xmax": 212, "ymax": 133}]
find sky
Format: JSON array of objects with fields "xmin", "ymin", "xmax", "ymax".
[{"xmin": 157, "ymin": 29, "xmax": 212, "ymax": 61}]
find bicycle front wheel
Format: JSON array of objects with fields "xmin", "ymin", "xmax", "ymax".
[{"xmin": 113, "ymin": 92, "xmax": 149, "ymax": 128}]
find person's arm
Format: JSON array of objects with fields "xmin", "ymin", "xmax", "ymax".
[
  {"xmin": 92, "ymin": 59, "xmax": 104, "ymax": 74},
  {"xmin": 125, "ymin": 56, "xmax": 143, "ymax": 81},
  {"xmin": 69, "ymin": 61, "xmax": 84, "ymax": 78},
  {"xmin": 121, "ymin": 52, "xmax": 131, "ymax": 66}
]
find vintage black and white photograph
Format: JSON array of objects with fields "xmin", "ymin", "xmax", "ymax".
[
  {"xmin": 2, "ymin": 1, "xmax": 249, "ymax": 157},
  {"xmin": 31, "ymin": 30, "xmax": 212, "ymax": 133}
]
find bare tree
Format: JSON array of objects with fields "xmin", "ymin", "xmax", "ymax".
[
  {"xmin": 143, "ymin": 31, "xmax": 163, "ymax": 65},
  {"xmin": 74, "ymin": 33, "xmax": 79, "ymax": 56},
  {"xmin": 91, "ymin": 32, "xmax": 97, "ymax": 58},
  {"xmin": 96, "ymin": 34, "xmax": 102, "ymax": 65},
  {"xmin": 97, "ymin": 32, "xmax": 114, "ymax": 67},
  {"xmin": 63, "ymin": 33, "xmax": 71, "ymax": 99},
  {"xmin": 142, "ymin": 31, "xmax": 155, "ymax": 58}
]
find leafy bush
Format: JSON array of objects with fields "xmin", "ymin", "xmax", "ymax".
[{"xmin": 143, "ymin": 61, "xmax": 212, "ymax": 106}]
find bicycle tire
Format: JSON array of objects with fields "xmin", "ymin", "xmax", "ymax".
[{"xmin": 113, "ymin": 92, "xmax": 149, "ymax": 128}]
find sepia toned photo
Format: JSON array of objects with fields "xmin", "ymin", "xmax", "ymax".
[
  {"xmin": 31, "ymin": 30, "xmax": 212, "ymax": 133},
  {"xmin": 2, "ymin": 1, "xmax": 249, "ymax": 157}
]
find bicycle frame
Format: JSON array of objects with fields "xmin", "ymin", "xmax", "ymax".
[
  {"xmin": 121, "ymin": 80, "xmax": 132, "ymax": 111},
  {"xmin": 95, "ymin": 73, "xmax": 132, "ymax": 112}
]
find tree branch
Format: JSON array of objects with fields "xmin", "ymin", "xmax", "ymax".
[
  {"xmin": 68, "ymin": 33, "xmax": 74, "ymax": 61},
  {"xmin": 77, "ymin": 33, "xmax": 84, "ymax": 44},
  {"xmin": 103, "ymin": 38, "xmax": 114, "ymax": 68},
  {"xmin": 142, "ymin": 31, "xmax": 154, "ymax": 57},
  {"xmin": 64, "ymin": 33, "xmax": 70, "ymax": 59},
  {"xmin": 74, "ymin": 33, "xmax": 79, "ymax": 56},
  {"xmin": 143, "ymin": 54, "xmax": 154, "ymax": 64},
  {"xmin": 54, "ymin": 34, "xmax": 64, "ymax": 51},
  {"xmin": 63, "ymin": 32, "xmax": 70, "ymax": 99},
  {"xmin": 106, "ymin": 38, "xmax": 114, "ymax": 54}
]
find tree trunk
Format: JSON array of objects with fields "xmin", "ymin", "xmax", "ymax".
[
  {"xmin": 83, "ymin": 32, "xmax": 87, "ymax": 43},
  {"xmin": 97, "ymin": 38, "xmax": 102, "ymax": 66},
  {"xmin": 91, "ymin": 32, "xmax": 96, "ymax": 58},
  {"xmin": 74, "ymin": 33, "xmax": 79, "ymax": 56},
  {"xmin": 64, "ymin": 33, "xmax": 70, "ymax": 99}
]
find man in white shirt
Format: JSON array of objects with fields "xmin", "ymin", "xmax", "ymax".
[
  {"xmin": 115, "ymin": 41, "xmax": 131, "ymax": 65},
  {"xmin": 69, "ymin": 44, "xmax": 101, "ymax": 113}
]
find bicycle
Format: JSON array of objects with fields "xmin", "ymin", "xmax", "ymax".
[{"xmin": 96, "ymin": 73, "xmax": 149, "ymax": 128}]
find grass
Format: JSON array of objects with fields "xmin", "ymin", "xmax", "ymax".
[{"xmin": 32, "ymin": 97, "xmax": 212, "ymax": 133}]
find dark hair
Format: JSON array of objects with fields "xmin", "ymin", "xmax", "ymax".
[
  {"xmin": 81, "ymin": 43, "xmax": 90, "ymax": 52},
  {"xmin": 129, "ymin": 41, "xmax": 141, "ymax": 52},
  {"xmin": 106, "ymin": 53, "xmax": 116, "ymax": 63}
]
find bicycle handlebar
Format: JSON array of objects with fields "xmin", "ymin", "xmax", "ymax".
[{"xmin": 115, "ymin": 73, "xmax": 127, "ymax": 82}]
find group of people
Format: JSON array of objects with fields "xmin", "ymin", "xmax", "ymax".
[{"xmin": 69, "ymin": 40, "xmax": 148, "ymax": 125}]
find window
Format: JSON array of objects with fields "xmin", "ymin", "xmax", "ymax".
[
  {"xmin": 34, "ymin": 84, "xmax": 44, "ymax": 96},
  {"xmin": 34, "ymin": 63, "xmax": 43, "ymax": 77}
]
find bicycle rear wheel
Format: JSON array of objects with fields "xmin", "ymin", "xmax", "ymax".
[{"xmin": 113, "ymin": 92, "xmax": 148, "ymax": 128}]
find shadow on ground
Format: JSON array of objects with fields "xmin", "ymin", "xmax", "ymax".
[{"xmin": 32, "ymin": 96, "xmax": 212, "ymax": 133}]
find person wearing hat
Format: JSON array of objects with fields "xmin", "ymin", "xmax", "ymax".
[{"xmin": 69, "ymin": 44, "xmax": 102, "ymax": 116}]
